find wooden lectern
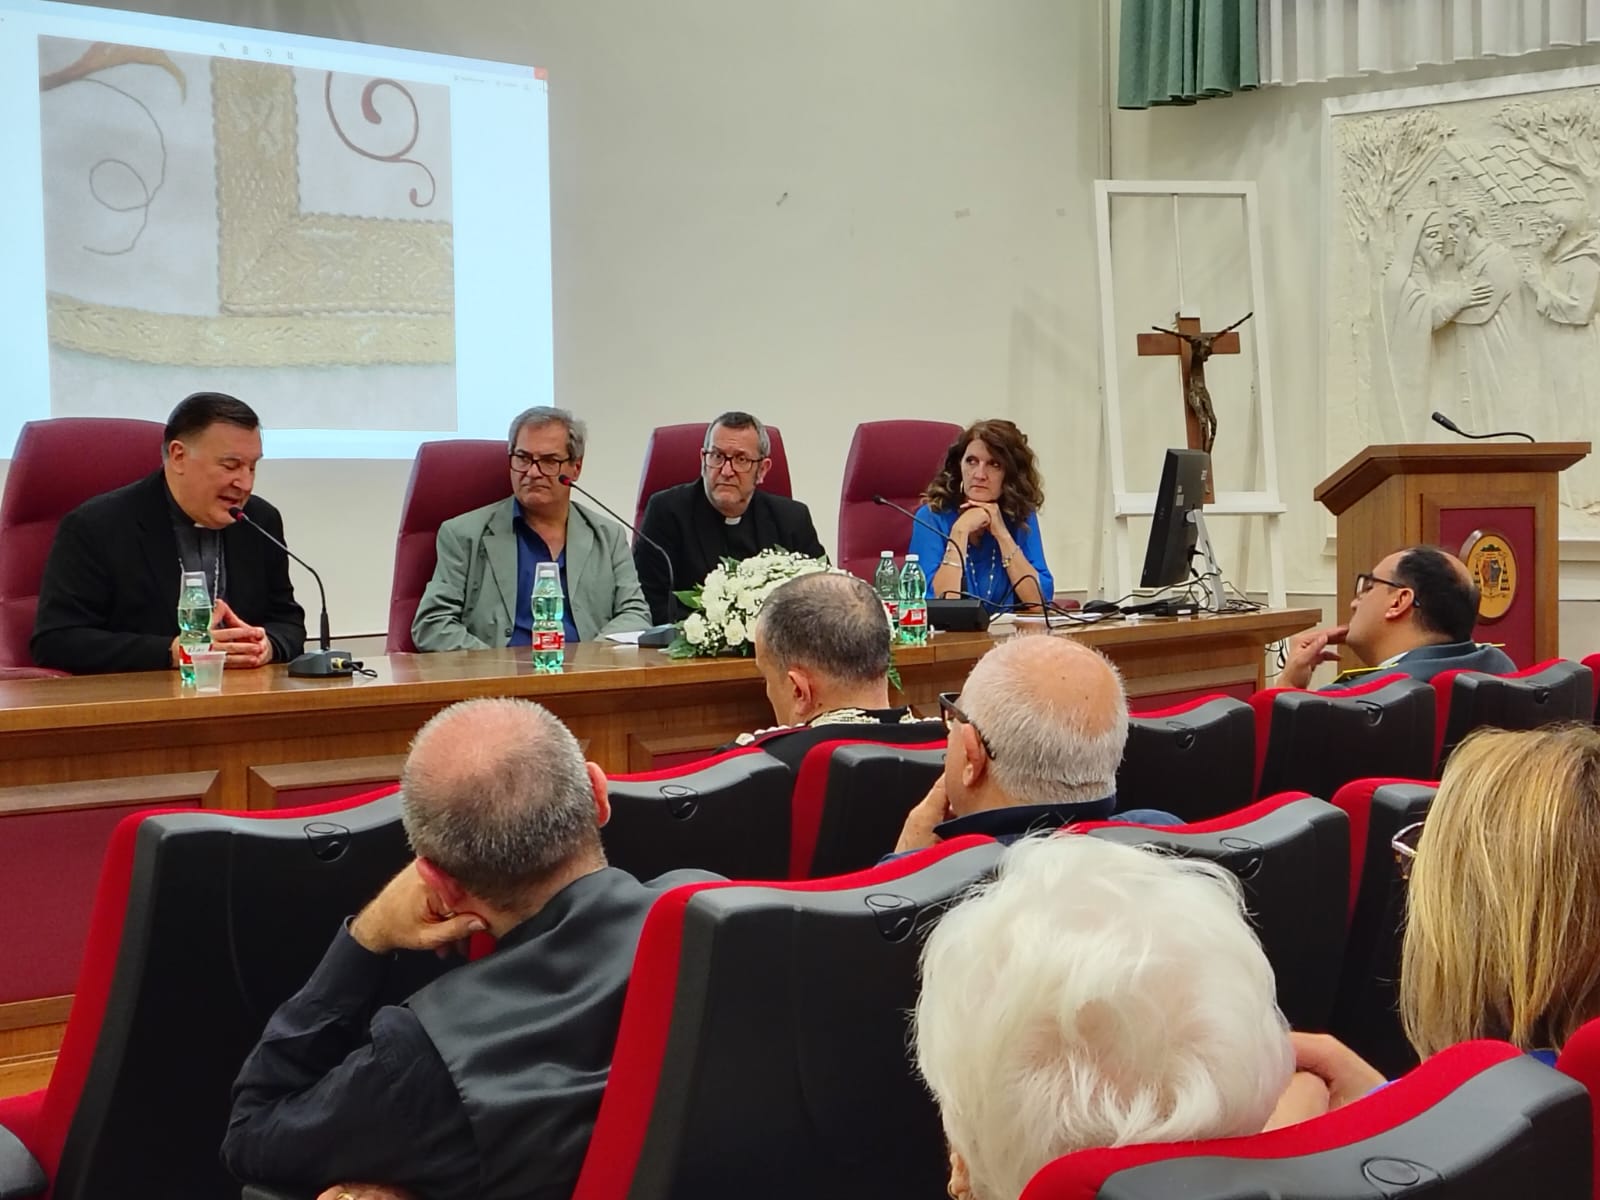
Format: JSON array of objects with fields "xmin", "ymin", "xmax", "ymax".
[{"xmin": 1314, "ymin": 442, "xmax": 1589, "ymax": 668}]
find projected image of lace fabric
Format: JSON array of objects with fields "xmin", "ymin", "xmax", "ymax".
[{"xmin": 37, "ymin": 36, "xmax": 456, "ymax": 431}]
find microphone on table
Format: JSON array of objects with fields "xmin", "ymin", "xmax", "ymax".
[
  {"xmin": 558, "ymin": 475, "xmax": 679, "ymax": 648},
  {"xmin": 1430, "ymin": 411, "xmax": 1535, "ymax": 444},
  {"xmin": 228, "ymin": 505, "xmax": 354, "ymax": 678}
]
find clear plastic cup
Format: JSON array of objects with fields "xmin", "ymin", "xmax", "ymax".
[{"xmin": 189, "ymin": 648, "xmax": 226, "ymax": 693}]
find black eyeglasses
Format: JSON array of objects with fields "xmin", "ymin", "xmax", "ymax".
[
  {"xmin": 1355, "ymin": 572, "xmax": 1413, "ymax": 600},
  {"xmin": 1391, "ymin": 820, "xmax": 1424, "ymax": 880},
  {"xmin": 510, "ymin": 451, "xmax": 572, "ymax": 477},
  {"xmin": 938, "ymin": 692, "xmax": 997, "ymax": 762},
  {"xmin": 701, "ymin": 448, "xmax": 765, "ymax": 474}
]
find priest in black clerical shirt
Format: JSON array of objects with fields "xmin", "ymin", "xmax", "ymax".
[
  {"xmin": 30, "ymin": 392, "xmax": 305, "ymax": 674},
  {"xmin": 634, "ymin": 411, "xmax": 826, "ymax": 624}
]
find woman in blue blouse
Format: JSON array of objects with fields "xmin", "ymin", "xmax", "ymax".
[{"xmin": 908, "ymin": 419, "xmax": 1052, "ymax": 611}]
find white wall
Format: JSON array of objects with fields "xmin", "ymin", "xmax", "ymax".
[
  {"xmin": 7, "ymin": 0, "xmax": 1106, "ymax": 637},
  {"xmin": 1106, "ymin": 17, "xmax": 1600, "ymax": 656}
]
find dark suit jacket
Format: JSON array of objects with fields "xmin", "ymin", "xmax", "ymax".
[
  {"xmin": 635, "ymin": 481, "xmax": 826, "ymax": 623},
  {"xmin": 31, "ymin": 471, "xmax": 306, "ymax": 674},
  {"xmin": 1320, "ymin": 641, "xmax": 1518, "ymax": 690}
]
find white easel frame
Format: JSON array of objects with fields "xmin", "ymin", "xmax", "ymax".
[{"xmin": 1092, "ymin": 179, "xmax": 1288, "ymax": 609}]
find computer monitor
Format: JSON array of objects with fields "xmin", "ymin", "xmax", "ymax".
[{"xmin": 1140, "ymin": 449, "xmax": 1211, "ymax": 589}]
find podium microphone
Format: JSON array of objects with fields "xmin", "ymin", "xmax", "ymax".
[
  {"xmin": 871, "ymin": 494, "xmax": 966, "ymax": 568},
  {"xmin": 558, "ymin": 475, "xmax": 679, "ymax": 647},
  {"xmin": 1430, "ymin": 411, "xmax": 1535, "ymax": 443},
  {"xmin": 228, "ymin": 506, "xmax": 354, "ymax": 678}
]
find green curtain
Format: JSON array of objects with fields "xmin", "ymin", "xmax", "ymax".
[{"xmin": 1118, "ymin": 0, "xmax": 1259, "ymax": 110}]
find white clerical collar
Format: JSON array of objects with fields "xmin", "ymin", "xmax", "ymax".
[{"xmin": 724, "ymin": 514, "xmax": 742, "ymax": 526}]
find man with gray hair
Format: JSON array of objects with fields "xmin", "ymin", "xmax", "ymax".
[
  {"xmin": 224, "ymin": 698, "xmax": 714, "ymax": 1200},
  {"xmin": 635, "ymin": 411, "xmax": 825, "ymax": 623},
  {"xmin": 412, "ymin": 406, "xmax": 651, "ymax": 651},
  {"xmin": 894, "ymin": 635, "xmax": 1176, "ymax": 853},
  {"xmin": 740, "ymin": 572, "xmax": 943, "ymax": 769}
]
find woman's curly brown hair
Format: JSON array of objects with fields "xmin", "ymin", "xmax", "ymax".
[{"xmin": 924, "ymin": 419, "xmax": 1045, "ymax": 525}]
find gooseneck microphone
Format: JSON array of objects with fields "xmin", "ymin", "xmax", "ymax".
[
  {"xmin": 228, "ymin": 505, "xmax": 354, "ymax": 678},
  {"xmin": 1430, "ymin": 411, "xmax": 1535, "ymax": 443},
  {"xmin": 871, "ymin": 495, "xmax": 965, "ymax": 580},
  {"xmin": 558, "ymin": 476, "xmax": 679, "ymax": 647}
]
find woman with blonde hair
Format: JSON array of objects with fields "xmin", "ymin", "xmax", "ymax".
[
  {"xmin": 909, "ymin": 419, "xmax": 1051, "ymax": 611},
  {"xmin": 1298, "ymin": 723, "xmax": 1600, "ymax": 1103}
]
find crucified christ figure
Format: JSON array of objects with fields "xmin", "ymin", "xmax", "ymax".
[{"xmin": 1148, "ymin": 311, "xmax": 1254, "ymax": 456}]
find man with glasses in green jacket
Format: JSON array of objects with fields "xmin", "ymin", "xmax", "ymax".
[{"xmin": 412, "ymin": 406, "xmax": 651, "ymax": 652}]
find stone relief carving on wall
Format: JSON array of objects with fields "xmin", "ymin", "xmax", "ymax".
[{"xmin": 1326, "ymin": 73, "xmax": 1600, "ymax": 521}]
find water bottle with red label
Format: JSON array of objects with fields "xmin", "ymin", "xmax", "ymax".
[
  {"xmin": 531, "ymin": 561, "xmax": 565, "ymax": 673},
  {"xmin": 897, "ymin": 553, "xmax": 928, "ymax": 646}
]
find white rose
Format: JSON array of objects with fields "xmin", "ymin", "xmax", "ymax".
[
  {"xmin": 703, "ymin": 595, "xmax": 730, "ymax": 625},
  {"xmin": 683, "ymin": 612, "xmax": 709, "ymax": 645},
  {"xmin": 723, "ymin": 615, "xmax": 748, "ymax": 646}
]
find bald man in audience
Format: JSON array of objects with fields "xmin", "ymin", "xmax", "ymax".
[
  {"xmin": 737, "ymin": 572, "xmax": 942, "ymax": 768},
  {"xmin": 223, "ymin": 698, "xmax": 714, "ymax": 1200},
  {"xmin": 1276, "ymin": 545, "xmax": 1514, "ymax": 691},
  {"xmin": 894, "ymin": 635, "xmax": 1176, "ymax": 853}
]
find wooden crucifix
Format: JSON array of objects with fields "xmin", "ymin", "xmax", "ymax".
[{"xmin": 1136, "ymin": 311, "xmax": 1253, "ymax": 503}]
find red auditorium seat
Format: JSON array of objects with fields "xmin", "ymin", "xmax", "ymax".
[
  {"xmin": 835, "ymin": 419, "xmax": 962, "ymax": 579},
  {"xmin": 1328, "ymin": 777, "xmax": 1438, "ymax": 1080},
  {"xmin": 1120, "ymin": 694, "xmax": 1254, "ymax": 822},
  {"xmin": 0, "ymin": 418, "xmax": 164, "ymax": 669},
  {"xmin": 1020, "ymin": 1039, "xmax": 1588, "ymax": 1200},
  {"xmin": 1557, "ymin": 1015, "xmax": 1600, "ymax": 1191},
  {"xmin": 385, "ymin": 439, "xmax": 510, "ymax": 652},
  {"xmin": 570, "ymin": 835, "xmax": 1004, "ymax": 1200},
  {"xmin": 603, "ymin": 749, "xmax": 793, "ymax": 881},
  {"xmin": 0, "ymin": 786, "xmax": 412, "ymax": 1200},
  {"xmin": 632, "ymin": 422, "xmax": 792, "ymax": 533},
  {"xmin": 1582, "ymin": 653, "xmax": 1600, "ymax": 721},
  {"xmin": 1432, "ymin": 659, "xmax": 1595, "ymax": 772},
  {"xmin": 1077, "ymin": 794, "xmax": 1349, "ymax": 1032},
  {"xmin": 787, "ymin": 738, "xmax": 948, "ymax": 879},
  {"xmin": 1250, "ymin": 673, "xmax": 1435, "ymax": 800}
]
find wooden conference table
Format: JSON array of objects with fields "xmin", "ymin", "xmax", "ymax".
[
  {"xmin": 0, "ymin": 607, "xmax": 1314, "ymax": 1091},
  {"xmin": 0, "ymin": 607, "xmax": 1317, "ymax": 811}
]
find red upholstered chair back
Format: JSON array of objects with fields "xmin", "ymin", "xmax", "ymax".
[
  {"xmin": 1327, "ymin": 777, "xmax": 1438, "ymax": 1080},
  {"xmin": 1076, "ymin": 794, "xmax": 1349, "ymax": 1032},
  {"xmin": 1557, "ymin": 1015, "xmax": 1600, "ymax": 1190},
  {"xmin": 571, "ymin": 835, "xmax": 1004, "ymax": 1200},
  {"xmin": 1019, "ymin": 1040, "xmax": 1589, "ymax": 1200},
  {"xmin": 0, "ymin": 786, "xmax": 408, "ymax": 1200},
  {"xmin": 836, "ymin": 419, "xmax": 962, "ymax": 579},
  {"xmin": 632, "ymin": 422, "xmax": 792, "ymax": 532},
  {"xmin": 788, "ymin": 736, "xmax": 947, "ymax": 878},
  {"xmin": 0, "ymin": 418, "xmax": 164, "ymax": 668},
  {"xmin": 603, "ymin": 749, "xmax": 793, "ymax": 881},
  {"xmin": 1249, "ymin": 673, "xmax": 1434, "ymax": 800},
  {"xmin": 1121, "ymin": 694, "xmax": 1255, "ymax": 822},
  {"xmin": 1432, "ymin": 659, "xmax": 1595, "ymax": 773},
  {"xmin": 386, "ymin": 439, "xmax": 511, "ymax": 652}
]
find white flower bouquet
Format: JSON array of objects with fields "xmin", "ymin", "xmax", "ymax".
[{"xmin": 669, "ymin": 549, "xmax": 834, "ymax": 658}]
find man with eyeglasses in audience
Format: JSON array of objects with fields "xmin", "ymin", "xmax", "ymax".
[
  {"xmin": 634, "ymin": 411, "xmax": 826, "ymax": 623},
  {"xmin": 412, "ymin": 406, "xmax": 651, "ymax": 651},
  {"xmin": 893, "ymin": 636, "xmax": 1178, "ymax": 855},
  {"xmin": 1274, "ymin": 545, "xmax": 1514, "ymax": 690}
]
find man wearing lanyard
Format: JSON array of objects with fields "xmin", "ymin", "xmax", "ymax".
[{"xmin": 31, "ymin": 392, "xmax": 305, "ymax": 674}]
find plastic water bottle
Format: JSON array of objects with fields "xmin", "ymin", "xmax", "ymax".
[
  {"xmin": 898, "ymin": 554, "xmax": 928, "ymax": 646},
  {"xmin": 874, "ymin": 550, "xmax": 900, "ymax": 633},
  {"xmin": 531, "ymin": 561, "xmax": 565, "ymax": 673},
  {"xmin": 176, "ymin": 569, "xmax": 212, "ymax": 687}
]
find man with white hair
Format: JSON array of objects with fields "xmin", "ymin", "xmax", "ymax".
[
  {"xmin": 223, "ymin": 698, "xmax": 713, "ymax": 1200},
  {"xmin": 894, "ymin": 635, "xmax": 1174, "ymax": 853},
  {"xmin": 914, "ymin": 835, "xmax": 1304, "ymax": 1200}
]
